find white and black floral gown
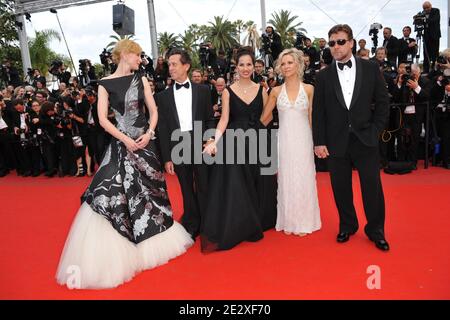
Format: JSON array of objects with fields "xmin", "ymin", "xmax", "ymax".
[{"xmin": 56, "ymin": 73, "xmax": 193, "ymax": 289}]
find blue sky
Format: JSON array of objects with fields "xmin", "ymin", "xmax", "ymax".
[{"xmin": 22, "ymin": 0, "xmax": 448, "ymax": 66}]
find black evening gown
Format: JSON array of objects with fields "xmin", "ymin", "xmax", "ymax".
[{"xmin": 200, "ymin": 85, "xmax": 277, "ymax": 252}]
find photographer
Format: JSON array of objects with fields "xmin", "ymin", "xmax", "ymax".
[
  {"xmin": 430, "ymin": 49, "xmax": 450, "ymax": 169},
  {"xmin": 49, "ymin": 61, "xmax": 71, "ymax": 86},
  {"xmin": 55, "ymin": 97, "xmax": 77, "ymax": 176},
  {"xmin": 190, "ymin": 69, "xmax": 203, "ymax": 84},
  {"xmin": 318, "ymin": 38, "xmax": 332, "ymax": 68},
  {"xmin": 392, "ymin": 63, "xmax": 431, "ymax": 167},
  {"xmin": 28, "ymin": 99, "xmax": 43, "ymax": 176},
  {"xmin": 422, "ymin": 1, "xmax": 441, "ymax": 73},
  {"xmin": 154, "ymin": 56, "xmax": 169, "ymax": 93},
  {"xmin": 382, "ymin": 27, "xmax": 400, "ymax": 67},
  {"xmin": 1, "ymin": 60, "xmax": 21, "ymax": 88},
  {"xmin": 30, "ymin": 69, "xmax": 47, "ymax": 89},
  {"xmin": 10, "ymin": 99, "xmax": 32, "ymax": 176},
  {"xmin": 0, "ymin": 94, "xmax": 15, "ymax": 177},
  {"xmin": 373, "ymin": 47, "xmax": 397, "ymax": 84},
  {"xmin": 78, "ymin": 59, "xmax": 97, "ymax": 88},
  {"xmin": 39, "ymin": 101, "xmax": 58, "ymax": 177},
  {"xmin": 79, "ymin": 88, "xmax": 106, "ymax": 175},
  {"xmin": 209, "ymin": 77, "xmax": 226, "ymax": 127},
  {"xmin": 303, "ymin": 38, "xmax": 319, "ymax": 70},
  {"xmin": 264, "ymin": 26, "xmax": 283, "ymax": 62},
  {"xmin": 398, "ymin": 26, "xmax": 418, "ymax": 64},
  {"xmin": 303, "ymin": 54, "xmax": 316, "ymax": 86},
  {"xmin": 252, "ymin": 59, "xmax": 269, "ymax": 90},
  {"xmin": 140, "ymin": 52, "xmax": 154, "ymax": 79}
]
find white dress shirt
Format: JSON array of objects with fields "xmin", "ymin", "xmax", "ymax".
[
  {"xmin": 336, "ymin": 55, "xmax": 356, "ymax": 109},
  {"xmin": 0, "ymin": 110, "xmax": 7, "ymax": 130},
  {"xmin": 173, "ymin": 79, "xmax": 193, "ymax": 132}
]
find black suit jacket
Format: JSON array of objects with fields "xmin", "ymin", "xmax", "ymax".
[
  {"xmin": 392, "ymin": 76, "xmax": 431, "ymax": 109},
  {"xmin": 319, "ymin": 47, "xmax": 333, "ymax": 66},
  {"xmin": 425, "ymin": 8, "xmax": 441, "ymax": 40},
  {"xmin": 155, "ymin": 83, "xmax": 213, "ymax": 164},
  {"xmin": 398, "ymin": 37, "xmax": 417, "ymax": 63},
  {"xmin": 312, "ymin": 57, "xmax": 390, "ymax": 157},
  {"xmin": 383, "ymin": 36, "xmax": 400, "ymax": 66}
]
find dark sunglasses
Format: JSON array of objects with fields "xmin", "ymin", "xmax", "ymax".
[{"xmin": 328, "ymin": 39, "xmax": 350, "ymax": 47}]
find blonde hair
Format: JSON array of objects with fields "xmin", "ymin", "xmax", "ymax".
[
  {"xmin": 442, "ymin": 48, "xmax": 450, "ymax": 60},
  {"xmin": 112, "ymin": 39, "xmax": 142, "ymax": 64},
  {"xmin": 274, "ymin": 48, "xmax": 305, "ymax": 80}
]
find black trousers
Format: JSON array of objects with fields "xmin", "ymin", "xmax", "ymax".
[
  {"xmin": 436, "ymin": 112, "xmax": 450, "ymax": 165},
  {"xmin": 87, "ymin": 127, "xmax": 106, "ymax": 167},
  {"xmin": 174, "ymin": 163, "xmax": 208, "ymax": 235},
  {"xmin": 423, "ymin": 37, "xmax": 440, "ymax": 73},
  {"xmin": 327, "ymin": 133, "xmax": 386, "ymax": 241},
  {"xmin": 12, "ymin": 140, "xmax": 32, "ymax": 174},
  {"xmin": 42, "ymin": 141, "xmax": 57, "ymax": 174},
  {"xmin": 0, "ymin": 131, "xmax": 15, "ymax": 173}
]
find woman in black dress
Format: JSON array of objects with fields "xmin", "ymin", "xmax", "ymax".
[
  {"xmin": 201, "ymin": 48, "xmax": 277, "ymax": 252},
  {"xmin": 56, "ymin": 40, "xmax": 193, "ymax": 289}
]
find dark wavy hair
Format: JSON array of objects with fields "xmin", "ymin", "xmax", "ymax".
[
  {"xmin": 236, "ymin": 46, "xmax": 255, "ymax": 65},
  {"xmin": 40, "ymin": 101, "xmax": 55, "ymax": 116}
]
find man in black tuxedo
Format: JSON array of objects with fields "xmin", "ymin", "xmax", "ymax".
[
  {"xmin": 318, "ymin": 38, "xmax": 333, "ymax": 68},
  {"xmin": 313, "ymin": 24, "xmax": 390, "ymax": 251},
  {"xmin": 155, "ymin": 49, "xmax": 212, "ymax": 240},
  {"xmin": 383, "ymin": 27, "xmax": 399, "ymax": 67},
  {"xmin": 422, "ymin": 1, "xmax": 441, "ymax": 73},
  {"xmin": 398, "ymin": 26, "xmax": 418, "ymax": 64}
]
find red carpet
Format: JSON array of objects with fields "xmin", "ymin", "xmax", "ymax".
[{"xmin": 1, "ymin": 163, "xmax": 449, "ymax": 300}]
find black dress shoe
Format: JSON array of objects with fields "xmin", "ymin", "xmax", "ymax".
[
  {"xmin": 371, "ymin": 239, "xmax": 390, "ymax": 251},
  {"xmin": 337, "ymin": 231, "xmax": 356, "ymax": 243}
]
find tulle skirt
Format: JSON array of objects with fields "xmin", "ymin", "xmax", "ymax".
[{"xmin": 56, "ymin": 202, "xmax": 194, "ymax": 289}]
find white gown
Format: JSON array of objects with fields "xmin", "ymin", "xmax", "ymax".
[{"xmin": 276, "ymin": 83, "xmax": 321, "ymax": 234}]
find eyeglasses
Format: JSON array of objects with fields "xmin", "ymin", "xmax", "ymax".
[{"xmin": 328, "ymin": 39, "xmax": 350, "ymax": 47}]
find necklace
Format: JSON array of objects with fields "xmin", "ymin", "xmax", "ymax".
[{"xmin": 238, "ymin": 82, "xmax": 253, "ymax": 94}]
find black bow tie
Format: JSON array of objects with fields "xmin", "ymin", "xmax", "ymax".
[
  {"xmin": 175, "ymin": 82, "xmax": 190, "ymax": 90},
  {"xmin": 337, "ymin": 60, "xmax": 352, "ymax": 70}
]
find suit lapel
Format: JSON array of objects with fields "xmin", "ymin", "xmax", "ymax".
[
  {"xmin": 191, "ymin": 83, "xmax": 199, "ymax": 122},
  {"xmin": 331, "ymin": 63, "xmax": 347, "ymax": 110},
  {"xmin": 167, "ymin": 87, "xmax": 180, "ymax": 128},
  {"xmin": 349, "ymin": 57, "xmax": 363, "ymax": 110}
]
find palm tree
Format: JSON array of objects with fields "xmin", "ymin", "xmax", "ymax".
[
  {"xmin": 205, "ymin": 16, "xmax": 238, "ymax": 52},
  {"xmin": 242, "ymin": 21, "xmax": 261, "ymax": 53},
  {"xmin": 268, "ymin": 10, "xmax": 307, "ymax": 48},
  {"xmin": 179, "ymin": 30, "xmax": 198, "ymax": 55},
  {"xmin": 157, "ymin": 32, "xmax": 181, "ymax": 56},
  {"xmin": 28, "ymin": 29, "xmax": 62, "ymax": 76},
  {"xmin": 106, "ymin": 34, "xmax": 136, "ymax": 51},
  {"xmin": 232, "ymin": 19, "xmax": 245, "ymax": 44}
]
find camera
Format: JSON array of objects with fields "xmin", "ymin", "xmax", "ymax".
[
  {"xmin": 437, "ymin": 55, "xmax": 448, "ymax": 65},
  {"xmin": 369, "ymin": 23, "xmax": 383, "ymax": 55},
  {"xmin": 294, "ymin": 32, "xmax": 307, "ymax": 50},
  {"xmin": 260, "ymin": 33, "xmax": 272, "ymax": 54},
  {"xmin": 49, "ymin": 60, "xmax": 63, "ymax": 76},
  {"xmin": 398, "ymin": 63, "xmax": 412, "ymax": 83},
  {"xmin": 99, "ymin": 49, "xmax": 117, "ymax": 73},
  {"xmin": 199, "ymin": 43, "xmax": 211, "ymax": 69},
  {"xmin": 413, "ymin": 11, "xmax": 427, "ymax": 32}
]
